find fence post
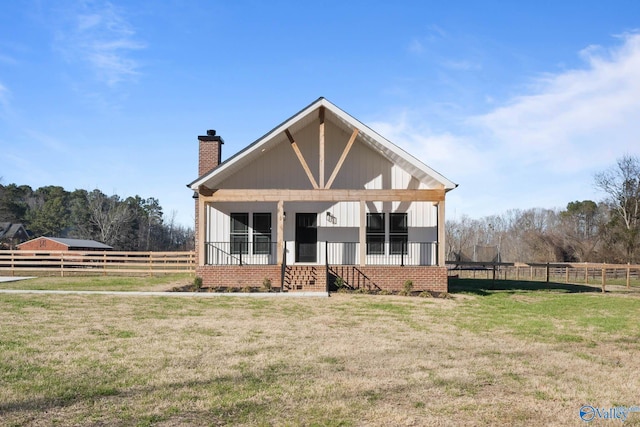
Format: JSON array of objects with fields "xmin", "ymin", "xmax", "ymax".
[
  {"xmin": 565, "ymin": 266, "xmax": 569, "ymax": 283},
  {"xmin": 60, "ymin": 252, "xmax": 64, "ymax": 278},
  {"xmin": 627, "ymin": 263, "xmax": 631, "ymax": 289},
  {"xmin": 601, "ymin": 265, "xmax": 606, "ymax": 293},
  {"xmin": 585, "ymin": 265, "xmax": 588, "ymax": 284},
  {"xmin": 546, "ymin": 263, "xmax": 550, "ymax": 283}
]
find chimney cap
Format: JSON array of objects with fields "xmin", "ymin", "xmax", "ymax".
[{"xmin": 198, "ymin": 131, "xmax": 224, "ymax": 143}]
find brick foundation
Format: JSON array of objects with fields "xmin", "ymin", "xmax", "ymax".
[{"xmin": 196, "ymin": 265, "xmax": 447, "ymax": 293}]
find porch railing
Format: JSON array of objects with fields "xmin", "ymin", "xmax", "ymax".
[
  {"xmin": 204, "ymin": 242, "xmax": 278, "ymax": 265},
  {"xmin": 204, "ymin": 241, "xmax": 438, "ymax": 266},
  {"xmin": 326, "ymin": 241, "xmax": 438, "ymax": 266}
]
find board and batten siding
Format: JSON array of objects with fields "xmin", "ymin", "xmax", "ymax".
[
  {"xmin": 216, "ymin": 118, "xmax": 433, "ymax": 191},
  {"xmin": 205, "ymin": 201, "xmax": 437, "ymax": 265}
]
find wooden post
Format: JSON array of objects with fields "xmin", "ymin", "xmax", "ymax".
[
  {"xmin": 627, "ymin": 264, "xmax": 631, "ymax": 289},
  {"xmin": 277, "ymin": 200, "xmax": 284, "ymax": 265},
  {"xmin": 198, "ymin": 196, "xmax": 206, "ymax": 267},
  {"xmin": 565, "ymin": 266, "xmax": 569, "ymax": 283},
  {"xmin": 546, "ymin": 263, "xmax": 550, "ymax": 283},
  {"xmin": 437, "ymin": 201, "xmax": 446, "ymax": 267},
  {"xmin": 585, "ymin": 265, "xmax": 588, "ymax": 284},
  {"xmin": 601, "ymin": 265, "xmax": 606, "ymax": 293},
  {"xmin": 319, "ymin": 106, "xmax": 325, "ymax": 188},
  {"xmin": 359, "ymin": 200, "xmax": 366, "ymax": 266}
]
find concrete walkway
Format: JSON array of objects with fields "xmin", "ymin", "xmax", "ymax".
[
  {"xmin": 0, "ymin": 288, "xmax": 329, "ymax": 297},
  {"xmin": 0, "ymin": 277, "xmax": 35, "ymax": 283}
]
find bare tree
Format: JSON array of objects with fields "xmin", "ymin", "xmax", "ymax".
[
  {"xmin": 86, "ymin": 190, "xmax": 134, "ymax": 248},
  {"xmin": 594, "ymin": 155, "xmax": 640, "ymax": 263}
]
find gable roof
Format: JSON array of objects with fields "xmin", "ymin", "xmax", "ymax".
[
  {"xmin": 189, "ymin": 97, "xmax": 457, "ymax": 191},
  {"xmin": 0, "ymin": 223, "xmax": 29, "ymax": 240},
  {"xmin": 18, "ymin": 237, "xmax": 113, "ymax": 250}
]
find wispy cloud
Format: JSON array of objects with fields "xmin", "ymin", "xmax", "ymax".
[
  {"xmin": 374, "ymin": 32, "xmax": 640, "ymax": 216},
  {"xmin": 0, "ymin": 81, "xmax": 10, "ymax": 112},
  {"xmin": 54, "ymin": 1, "xmax": 145, "ymax": 86},
  {"xmin": 475, "ymin": 31, "xmax": 640, "ymax": 172}
]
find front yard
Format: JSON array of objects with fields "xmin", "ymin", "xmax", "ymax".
[{"xmin": 1, "ymin": 278, "xmax": 639, "ymax": 425}]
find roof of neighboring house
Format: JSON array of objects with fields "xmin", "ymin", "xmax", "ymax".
[
  {"xmin": 0, "ymin": 222, "xmax": 29, "ymax": 240},
  {"xmin": 18, "ymin": 237, "xmax": 113, "ymax": 250},
  {"xmin": 189, "ymin": 97, "xmax": 458, "ymax": 191}
]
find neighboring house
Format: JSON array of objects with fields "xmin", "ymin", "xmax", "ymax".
[
  {"xmin": 18, "ymin": 237, "xmax": 113, "ymax": 251},
  {"xmin": 0, "ymin": 222, "xmax": 30, "ymax": 249},
  {"xmin": 188, "ymin": 97, "xmax": 457, "ymax": 292}
]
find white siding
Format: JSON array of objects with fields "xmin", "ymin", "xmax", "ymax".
[{"xmin": 216, "ymin": 119, "xmax": 442, "ymax": 191}]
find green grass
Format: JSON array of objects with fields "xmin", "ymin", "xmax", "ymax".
[
  {"xmin": 1, "ymin": 278, "xmax": 640, "ymax": 425},
  {"xmin": 450, "ymin": 278, "xmax": 640, "ymax": 344},
  {"xmin": 0, "ymin": 274, "xmax": 191, "ymax": 291}
]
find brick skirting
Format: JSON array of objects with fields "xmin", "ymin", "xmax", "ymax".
[{"xmin": 196, "ymin": 265, "xmax": 447, "ymax": 293}]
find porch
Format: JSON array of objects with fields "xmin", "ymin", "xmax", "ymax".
[{"xmin": 198, "ymin": 241, "xmax": 447, "ymax": 293}]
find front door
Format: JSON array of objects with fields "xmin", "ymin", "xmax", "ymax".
[{"xmin": 296, "ymin": 213, "xmax": 317, "ymax": 263}]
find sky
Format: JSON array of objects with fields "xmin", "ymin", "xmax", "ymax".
[{"xmin": 1, "ymin": 0, "xmax": 640, "ymax": 227}]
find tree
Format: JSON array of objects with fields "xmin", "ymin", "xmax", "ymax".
[
  {"xmin": 0, "ymin": 184, "xmax": 32, "ymax": 222},
  {"xmin": 558, "ymin": 200, "xmax": 603, "ymax": 261},
  {"xmin": 25, "ymin": 186, "xmax": 69, "ymax": 236},
  {"xmin": 85, "ymin": 190, "xmax": 134, "ymax": 248},
  {"xmin": 594, "ymin": 155, "xmax": 640, "ymax": 263}
]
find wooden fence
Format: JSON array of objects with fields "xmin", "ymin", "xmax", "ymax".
[
  {"xmin": 0, "ymin": 250, "xmax": 196, "ymax": 277},
  {"xmin": 447, "ymin": 261, "xmax": 640, "ymax": 291}
]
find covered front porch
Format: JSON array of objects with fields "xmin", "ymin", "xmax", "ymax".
[{"xmin": 196, "ymin": 190, "xmax": 449, "ymax": 293}]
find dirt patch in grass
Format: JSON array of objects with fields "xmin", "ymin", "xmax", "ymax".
[{"xmin": 1, "ymin": 291, "xmax": 639, "ymax": 426}]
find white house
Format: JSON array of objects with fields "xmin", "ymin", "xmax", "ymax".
[{"xmin": 189, "ymin": 97, "xmax": 457, "ymax": 292}]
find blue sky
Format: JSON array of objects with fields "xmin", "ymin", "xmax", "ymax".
[{"xmin": 2, "ymin": 1, "xmax": 640, "ymax": 227}]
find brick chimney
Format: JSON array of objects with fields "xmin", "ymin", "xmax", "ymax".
[{"xmin": 198, "ymin": 130, "xmax": 224, "ymax": 176}]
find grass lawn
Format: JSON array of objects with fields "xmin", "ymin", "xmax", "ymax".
[
  {"xmin": 0, "ymin": 274, "xmax": 193, "ymax": 292},
  {"xmin": 1, "ymin": 278, "xmax": 640, "ymax": 426}
]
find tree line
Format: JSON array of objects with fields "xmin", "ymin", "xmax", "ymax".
[
  {"xmin": 0, "ymin": 183, "xmax": 194, "ymax": 251},
  {"xmin": 447, "ymin": 155, "xmax": 640, "ymax": 264}
]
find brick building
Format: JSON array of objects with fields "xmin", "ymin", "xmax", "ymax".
[{"xmin": 18, "ymin": 237, "xmax": 113, "ymax": 251}]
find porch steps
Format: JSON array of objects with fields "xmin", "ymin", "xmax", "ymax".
[{"xmin": 283, "ymin": 265, "xmax": 321, "ymax": 291}]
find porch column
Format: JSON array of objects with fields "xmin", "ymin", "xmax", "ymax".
[
  {"xmin": 198, "ymin": 195, "xmax": 206, "ymax": 266},
  {"xmin": 437, "ymin": 200, "xmax": 445, "ymax": 266},
  {"xmin": 277, "ymin": 200, "xmax": 284, "ymax": 265},
  {"xmin": 359, "ymin": 200, "xmax": 366, "ymax": 266}
]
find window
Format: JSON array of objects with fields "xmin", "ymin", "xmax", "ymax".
[
  {"xmin": 389, "ymin": 213, "xmax": 408, "ymax": 255},
  {"xmin": 253, "ymin": 213, "xmax": 272, "ymax": 254},
  {"xmin": 230, "ymin": 213, "xmax": 248, "ymax": 254},
  {"xmin": 366, "ymin": 213, "xmax": 385, "ymax": 255}
]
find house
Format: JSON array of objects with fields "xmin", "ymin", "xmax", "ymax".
[
  {"xmin": 0, "ymin": 222, "xmax": 30, "ymax": 249},
  {"xmin": 188, "ymin": 98, "xmax": 457, "ymax": 292},
  {"xmin": 18, "ymin": 237, "xmax": 113, "ymax": 251}
]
